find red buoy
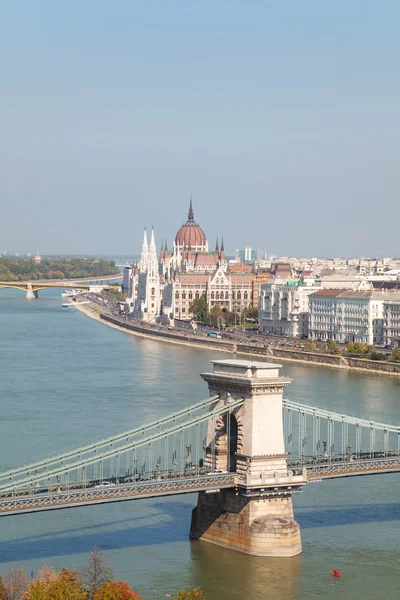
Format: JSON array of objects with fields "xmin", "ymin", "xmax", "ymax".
[{"xmin": 332, "ymin": 569, "xmax": 341, "ymax": 577}]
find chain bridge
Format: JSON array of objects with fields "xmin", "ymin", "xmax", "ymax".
[{"xmin": 1, "ymin": 359, "xmax": 399, "ymax": 557}]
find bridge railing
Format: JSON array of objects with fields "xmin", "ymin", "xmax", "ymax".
[
  {"xmin": 283, "ymin": 399, "xmax": 400, "ymax": 463},
  {"xmin": 0, "ymin": 395, "xmax": 243, "ymax": 494}
]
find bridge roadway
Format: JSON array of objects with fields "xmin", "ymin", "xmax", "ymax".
[
  {"xmin": 1, "ymin": 456, "xmax": 399, "ymax": 517},
  {"xmin": 0, "ymin": 473, "xmax": 235, "ymax": 517}
]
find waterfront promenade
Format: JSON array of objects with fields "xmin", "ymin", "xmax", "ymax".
[{"xmin": 73, "ymin": 298, "xmax": 400, "ymax": 377}]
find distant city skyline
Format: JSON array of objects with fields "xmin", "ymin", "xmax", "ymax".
[{"xmin": 1, "ymin": 2, "xmax": 399, "ymax": 256}]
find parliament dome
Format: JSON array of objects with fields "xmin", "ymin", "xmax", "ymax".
[{"xmin": 175, "ymin": 198, "xmax": 207, "ymax": 249}]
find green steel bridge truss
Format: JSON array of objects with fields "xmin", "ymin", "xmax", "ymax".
[{"xmin": 0, "ymin": 395, "xmax": 399, "ymax": 515}]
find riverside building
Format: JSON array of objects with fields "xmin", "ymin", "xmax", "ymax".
[
  {"xmin": 308, "ymin": 290, "xmax": 400, "ymax": 345},
  {"xmin": 258, "ymin": 278, "xmax": 319, "ymax": 338}
]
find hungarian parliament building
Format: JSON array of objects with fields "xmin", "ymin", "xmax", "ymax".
[{"xmin": 122, "ymin": 199, "xmax": 269, "ymax": 324}]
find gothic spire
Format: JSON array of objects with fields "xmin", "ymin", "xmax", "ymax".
[
  {"xmin": 188, "ymin": 191, "xmax": 194, "ymax": 221},
  {"xmin": 215, "ymin": 236, "xmax": 219, "ymax": 253},
  {"xmin": 220, "ymin": 235, "xmax": 225, "ymax": 261},
  {"xmin": 142, "ymin": 227, "xmax": 148, "ymax": 248},
  {"xmin": 150, "ymin": 226, "xmax": 156, "ymax": 248}
]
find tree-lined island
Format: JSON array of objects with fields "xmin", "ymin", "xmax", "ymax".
[{"xmin": 0, "ymin": 257, "xmax": 120, "ymax": 281}]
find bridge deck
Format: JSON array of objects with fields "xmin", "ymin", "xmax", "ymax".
[{"xmin": 0, "ymin": 474, "xmax": 236, "ymax": 517}]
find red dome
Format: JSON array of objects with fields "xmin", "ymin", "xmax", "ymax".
[
  {"xmin": 175, "ymin": 221, "xmax": 207, "ymax": 247},
  {"xmin": 175, "ymin": 198, "xmax": 207, "ymax": 248}
]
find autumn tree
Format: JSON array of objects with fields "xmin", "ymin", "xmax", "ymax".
[
  {"xmin": 24, "ymin": 567, "xmax": 86, "ymax": 600},
  {"xmin": 2, "ymin": 567, "xmax": 28, "ymax": 600},
  {"xmin": 94, "ymin": 581, "xmax": 142, "ymax": 600},
  {"xmin": 0, "ymin": 576, "xmax": 7, "ymax": 600},
  {"xmin": 173, "ymin": 588, "xmax": 206, "ymax": 600},
  {"xmin": 80, "ymin": 549, "xmax": 115, "ymax": 600}
]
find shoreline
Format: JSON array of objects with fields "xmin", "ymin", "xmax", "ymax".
[
  {"xmin": 73, "ymin": 301, "xmax": 400, "ymax": 378},
  {"xmin": 72, "ymin": 301, "xmax": 231, "ymax": 354}
]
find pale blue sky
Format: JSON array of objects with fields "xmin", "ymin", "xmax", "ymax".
[{"xmin": 1, "ymin": 1, "xmax": 399, "ymax": 257}]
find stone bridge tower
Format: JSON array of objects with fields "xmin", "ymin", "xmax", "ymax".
[{"xmin": 190, "ymin": 359, "xmax": 306, "ymax": 557}]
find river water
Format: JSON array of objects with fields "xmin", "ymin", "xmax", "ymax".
[{"xmin": 0, "ymin": 289, "xmax": 399, "ymax": 600}]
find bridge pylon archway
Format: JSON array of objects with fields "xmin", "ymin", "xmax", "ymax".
[{"xmin": 190, "ymin": 358, "xmax": 307, "ymax": 557}]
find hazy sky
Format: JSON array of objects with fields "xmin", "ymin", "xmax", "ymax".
[{"xmin": 1, "ymin": 1, "xmax": 399, "ymax": 257}]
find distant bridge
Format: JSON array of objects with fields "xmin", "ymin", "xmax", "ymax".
[{"xmin": 0, "ymin": 274, "xmax": 121, "ymax": 298}]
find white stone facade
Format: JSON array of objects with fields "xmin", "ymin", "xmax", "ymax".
[
  {"xmin": 133, "ymin": 228, "xmax": 161, "ymax": 322},
  {"xmin": 258, "ymin": 279, "xmax": 319, "ymax": 338},
  {"xmin": 383, "ymin": 299, "xmax": 400, "ymax": 347}
]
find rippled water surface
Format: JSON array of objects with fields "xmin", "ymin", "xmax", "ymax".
[{"xmin": 0, "ymin": 289, "xmax": 399, "ymax": 599}]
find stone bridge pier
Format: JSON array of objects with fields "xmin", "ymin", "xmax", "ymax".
[
  {"xmin": 190, "ymin": 359, "xmax": 306, "ymax": 557},
  {"xmin": 26, "ymin": 283, "xmax": 38, "ymax": 299}
]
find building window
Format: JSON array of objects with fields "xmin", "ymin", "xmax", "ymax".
[
  {"xmin": 182, "ymin": 307, "xmax": 185, "ymax": 313},
  {"xmin": 189, "ymin": 291, "xmax": 193, "ymax": 300},
  {"xmin": 182, "ymin": 291, "xmax": 186, "ymax": 299},
  {"xmin": 175, "ymin": 292, "xmax": 179, "ymax": 299},
  {"xmin": 237, "ymin": 291, "xmax": 241, "ymax": 300},
  {"xmin": 216, "ymin": 291, "xmax": 219, "ymax": 299},
  {"xmin": 225, "ymin": 291, "xmax": 229, "ymax": 299},
  {"xmin": 244, "ymin": 291, "xmax": 248, "ymax": 300},
  {"xmin": 151, "ymin": 287, "xmax": 155, "ymax": 296},
  {"xmin": 211, "ymin": 292, "xmax": 215, "ymax": 300}
]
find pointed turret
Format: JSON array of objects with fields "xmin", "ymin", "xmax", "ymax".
[
  {"xmin": 220, "ymin": 236, "xmax": 225, "ymax": 262},
  {"xmin": 150, "ymin": 226, "xmax": 156, "ymax": 248},
  {"xmin": 139, "ymin": 227, "xmax": 149, "ymax": 273},
  {"xmin": 215, "ymin": 236, "xmax": 219, "ymax": 253},
  {"xmin": 188, "ymin": 192, "xmax": 194, "ymax": 221}
]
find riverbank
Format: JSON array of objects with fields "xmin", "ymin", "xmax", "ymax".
[
  {"xmin": 73, "ymin": 301, "xmax": 231, "ymax": 353},
  {"xmin": 73, "ymin": 300, "xmax": 400, "ymax": 377}
]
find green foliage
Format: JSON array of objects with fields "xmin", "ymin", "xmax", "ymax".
[
  {"xmin": 173, "ymin": 587, "xmax": 206, "ymax": 600},
  {"xmin": 391, "ymin": 348, "xmax": 400, "ymax": 362},
  {"xmin": 345, "ymin": 343, "xmax": 375, "ymax": 358},
  {"xmin": 369, "ymin": 351, "xmax": 386, "ymax": 361},
  {"xmin": 243, "ymin": 306, "xmax": 258, "ymax": 322},
  {"xmin": 189, "ymin": 296, "xmax": 209, "ymax": 323},
  {"xmin": 305, "ymin": 341, "xmax": 315, "ymax": 351},
  {"xmin": 0, "ymin": 258, "xmax": 120, "ymax": 282},
  {"xmin": 327, "ymin": 339, "xmax": 339, "ymax": 354}
]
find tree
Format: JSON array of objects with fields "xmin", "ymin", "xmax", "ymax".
[
  {"xmin": 390, "ymin": 348, "xmax": 400, "ymax": 363},
  {"xmin": 24, "ymin": 568, "xmax": 86, "ymax": 600},
  {"xmin": 369, "ymin": 351, "xmax": 386, "ymax": 361},
  {"xmin": 189, "ymin": 296, "xmax": 208, "ymax": 323},
  {"xmin": 173, "ymin": 588, "xmax": 206, "ymax": 600},
  {"xmin": 244, "ymin": 306, "xmax": 258, "ymax": 322},
  {"xmin": 80, "ymin": 549, "xmax": 115, "ymax": 600},
  {"xmin": 327, "ymin": 340, "xmax": 339, "ymax": 354},
  {"xmin": 94, "ymin": 581, "xmax": 142, "ymax": 600},
  {"xmin": 305, "ymin": 341, "xmax": 315, "ymax": 351},
  {"xmin": 209, "ymin": 305, "xmax": 223, "ymax": 327},
  {"xmin": 2, "ymin": 567, "xmax": 28, "ymax": 600},
  {"xmin": 0, "ymin": 577, "xmax": 7, "ymax": 600}
]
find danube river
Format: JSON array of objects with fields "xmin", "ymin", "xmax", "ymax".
[{"xmin": 0, "ymin": 289, "xmax": 399, "ymax": 600}]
